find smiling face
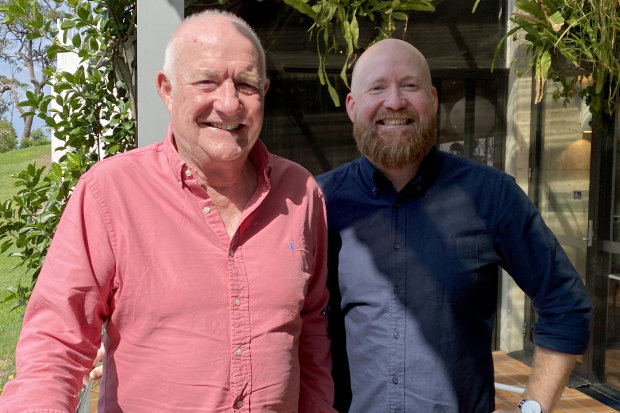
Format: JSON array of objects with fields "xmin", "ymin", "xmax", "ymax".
[
  {"xmin": 157, "ymin": 15, "xmax": 269, "ymax": 173},
  {"xmin": 346, "ymin": 39, "xmax": 438, "ymax": 170}
]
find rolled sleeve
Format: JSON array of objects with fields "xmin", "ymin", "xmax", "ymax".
[{"xmin": 495, "ymin": 175, "xmax": 592, "ymax": 354}]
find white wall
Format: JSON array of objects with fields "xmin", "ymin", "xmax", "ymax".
[{"xmin": 136, "ymin": 0, "xmax": 183, "ymax": 147}]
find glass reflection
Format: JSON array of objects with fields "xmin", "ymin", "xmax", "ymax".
[
  {"xmin": 538, "ymin": 87, "xmax": 591, "ymax": 281},
  {"xmin": 607, "ymin": 262, "xmax": 620, "ymax": 390}
]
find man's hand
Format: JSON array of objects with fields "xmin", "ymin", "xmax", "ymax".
[
  {"xmin": 83, "ymin": 343, "xmax": 105, "ymax": 385},
  {"xmin": 492, "ymin": 408, "xmax": 520, "ymax": 413}
]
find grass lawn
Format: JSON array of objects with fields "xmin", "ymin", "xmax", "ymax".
[{"xmin": 0, "ymin": 144, "xmax": 51, "ymax": 393}]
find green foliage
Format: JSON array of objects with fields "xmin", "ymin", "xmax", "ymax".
[
  {"xmin": 493, "ymin": 0, "xmax": 619, "ymax": 114},
  {"xmin": 0, "ymin": 119, "xmax": 18, "ymax": 153},
  {"xmin": 0, "ymin": 0, "xmax": 64, "ymax": 140},
  {"xmin": 0, "ymin": 144, "xmax": 49, "ymax": 393},
  {"xmin": 282, "ymin": 0, "xmax": 435, "ymax": 106},
  {"xmin": 19, "ymin": 127, "xmax": 49, "ymax": 149},
  {"xmin": 0, "ymin": 158, "xmax": 85, "ymax": 302},
  {"xmin": 0, "ymin": 0, "xmax": 136, "ymax": 310}
]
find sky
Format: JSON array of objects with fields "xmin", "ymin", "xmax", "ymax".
[{"xmin": 0, "ymin": 57, "xmax": 46, "ymax": 140}]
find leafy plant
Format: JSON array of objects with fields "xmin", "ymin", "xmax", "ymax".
[
  {"xmin": 493, "ymin": 0, "xmax": 619, "ymax": 114},
  {"xmin": 18, "ymin": 126, "xmax": 48, "ymax": 148},
  {"xmin": 0, "ymin": 119, "xmax": 18, "ymax": 153},
  {"xmin": 282, "ymin": 0, "xmax": 435, "ymax": 106},
  {"xmin": 0, "ymin": 0, "xmax": 65, "ymax": 141},
  {"xmin": 0, "ymin": 0, "xmax": 136, "ymax": 310}
]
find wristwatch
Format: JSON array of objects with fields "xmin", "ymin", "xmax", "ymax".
[{"xmin": 518, "ymin": 399, "xmax": 543, "ymax": 413}]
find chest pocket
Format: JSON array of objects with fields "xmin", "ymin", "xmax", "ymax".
[{"xmin": 433, "ymin": 231, "xmax": 498, "ymax": 306}]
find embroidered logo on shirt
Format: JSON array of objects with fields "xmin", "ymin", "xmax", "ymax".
[{"xmin": 290, "ymin": 241, "xmax": 295, "ymax": 252}]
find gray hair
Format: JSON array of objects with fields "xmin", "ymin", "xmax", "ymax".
[{"xmin": 162, "ymin": 9, "xmax": 267, "ymax": 87}]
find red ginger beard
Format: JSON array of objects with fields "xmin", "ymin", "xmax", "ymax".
[{"xmin": 353, "ymin": 110, "xmax": 437, "ymax": 170}]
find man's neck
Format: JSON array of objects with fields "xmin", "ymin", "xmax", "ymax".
[{"xmin": 197, "ymin": 159, "xmax": 259, "ymax": 238}]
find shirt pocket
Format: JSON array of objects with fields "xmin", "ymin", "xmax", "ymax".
[{"xmin": 433, "ymin": 231, "xmax": 497, "ymax": 305}]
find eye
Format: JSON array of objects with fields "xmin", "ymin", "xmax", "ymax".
[
  {"xmin": 402, "ymin": 83, "xmax": 417, "ymax": 90},
  {"xmin": 369, "ymin": 85, "xmax": 385, "ymax": 93},
  {"xmin": 194, "ymin": 80, "xmax": 217, "ymax": 91},
  {"xmin": 236, "ymin": 82, "xmax": 260, "ymax": 95}
]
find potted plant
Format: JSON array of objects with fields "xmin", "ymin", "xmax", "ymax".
[{"xmin": 491, "ymin": 0, "xmax": 619, "ymax": 115}]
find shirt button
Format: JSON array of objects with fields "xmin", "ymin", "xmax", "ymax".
[
  {"xmin": 203, "ymin": 206, "xmax": 211, "ymax": 214},
  {"xmin": 236, "ymin": 400, "xmax": 243, "ymax": 408},
  {"xmin": 393, "ymin": 287, "xmax": 400, "ymax": 294},
  {"xmin": 235, "ymin": 347, "xmax": 242, "ymax": 356},
  {"xmin": 392, "ymin": 376, "xmax": 399, "ymax": 384},
  {"xmin": 185, "ymin": 169, "xmax": 192, "ymax": 177},
  {"xmin": 394, "ymin": 242, "xmax": 400, "ymax": 249},
  {"xmin": 234, "ymin": 298, "xmax": 241, "ymax": 306},
  {"xmin": 393, "ymin": 331, "xmax": 400, "ymax": 339},
  {"xmin": 229, "ymin": 249, "xmax": 235, "ymax": 257}
]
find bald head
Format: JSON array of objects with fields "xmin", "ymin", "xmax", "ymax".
[
  {"xmin": 350, "ymin": 39, "xmax": 433, "ymax": 95},
  {"xmin": 344, "ymin": 38, "xmax": 438, "ymax": 179},
  {"xmin": 163, "ymin": 10, "xmax": 267, "ymax": 87}
]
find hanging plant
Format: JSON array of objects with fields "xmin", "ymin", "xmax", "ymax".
[
  {"xmin": 282, "ymin": 0, "xmax": 435, "ymax": 106},
  {"xmin": 491, "ymin": 0, "xmax": 619, "ymax": 115}
]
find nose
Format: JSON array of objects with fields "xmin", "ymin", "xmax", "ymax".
[
  {"xmin": 212, "ymin": 79, "xmax": 241, "ymax": 114},
  {"xmin": 383, "ymin": 86, "xmax": 406, "ymax": 110}
]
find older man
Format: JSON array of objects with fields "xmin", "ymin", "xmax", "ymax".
[
  {"xmin": 0, "ymin": 10, "xmax": 334, "ymax": 412},
  {"xmin": 317, "ymin": 39, "xmax": 592, "ymax": 413}
]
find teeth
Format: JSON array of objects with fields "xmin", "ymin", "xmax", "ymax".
[
  {"xmin": 381, "ymin": 119, "xmax": 409, "ymax": 126},
  {"xmin": 209, "ymin": 123, "xmax": 239, "ymax": 130}
]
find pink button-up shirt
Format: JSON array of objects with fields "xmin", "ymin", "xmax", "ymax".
[{"xmin": 0, "ymin": 128, "xmax": 334, "ymax": 412}]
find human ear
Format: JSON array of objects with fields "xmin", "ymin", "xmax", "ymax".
[
  {"xmin": 345, "ymin": 93, "xmax": 356, "ymax": 123},
  {"xmin": 156, "ymin": 71, "xmax": 173, "ymax": 112}
]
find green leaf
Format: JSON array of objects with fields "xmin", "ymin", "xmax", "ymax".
[
  {"xmin": 283, "ymin": 0, "xmax": 316, "ymax": 19},
  {"xmin": 72, "ymin": 33, "xmax": 82, "ymax": 48},
  {"xmin": 547, "ymin": 11, "xmax": 564, "ymax": 32},
  {"xmin": 60, "ymin": 19, "xmax": 76, "ymax": 30},
  {"xmin": 515, "ymin": 0, "xmax": 545, "ymax": 19},
  {"xmin": 392, "ymin": 12, "xmax": 408, "ymax": 20},
  {"xmin": 77, "ymin": 5, "xmax": 91, "ymax": 21},
  {"xmin": 326, "ymin": 81, "xmax": 340, "ymax": 108},
  {"xmin": 350, "ymin": 12, "xmax": 359, "ymax": 48},
  {"xmin": 8, "ymin": 4, "xmax": 25, "ymax": 16}
]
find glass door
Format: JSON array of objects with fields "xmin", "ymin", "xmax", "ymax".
[
  {"xmin": 527, "ymin": 86, "xmax": 592, "ymax": 355},
  {"xmin": 602, "ymin": 112, "xmax": 620, "ymax": 390},
  {"xmin": 537, "ymin": 93, "xmax": 592, "ymax": 282},
  {"xmin": 531, "ymin": 82, "xmax": 620, "ymax": 391}
]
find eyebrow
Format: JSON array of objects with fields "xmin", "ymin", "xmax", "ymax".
[
  {"xmin": 192, "ymin": 69, "xmax": 263, "ymax": 87},
  {"xmin": 237, "ymin": 71, "xmax": 263, "ymax": 86}
]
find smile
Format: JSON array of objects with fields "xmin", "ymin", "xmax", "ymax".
[
  {"xmin": 208, "ymin": 122, "xmax": 241, "ymax": 131},
  {"xmin": 379, "ymin": 118, "xmax": 411, "ymax": 126}
]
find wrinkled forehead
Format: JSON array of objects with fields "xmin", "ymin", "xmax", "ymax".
[{"xmin": 177, "ymin": 16, "xmax": 265, "ymax": 77}]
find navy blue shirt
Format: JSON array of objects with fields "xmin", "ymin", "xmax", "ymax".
[{"xmin": 316, "ymin": 147, "xmax": 592, "ymax": 413}]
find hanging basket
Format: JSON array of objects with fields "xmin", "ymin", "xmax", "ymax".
[{"xmin": 550, "ymin": 51, "xmax": 593, "ymax": 77}]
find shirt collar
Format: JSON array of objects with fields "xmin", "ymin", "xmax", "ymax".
[
  {"xmin": 359, "ymin": 145, "xmax": 441, "ymax": 198},
  {"xmin": 163, "ymin": 124, "xmax": 272, "ymax": 189}
]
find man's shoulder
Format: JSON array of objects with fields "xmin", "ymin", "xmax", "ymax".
[
  {"xmin": 315, "ymin": 158, "xmax": 362, "ymax": 194},
  {"xmin": 84, "ymin": 142, "xmax": 165, "ymax": 178},
  {"xmin": 269, "ymin": 153, "xmax": 314, "ymax": 178},
  {"xmin": 436, "ymin": 150, "xmax": 514, "ymax": 187},
  {"xmin": 267, "ymin": 153, "xmax": 324, "ymax": 196}
]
